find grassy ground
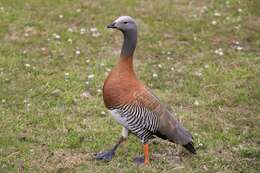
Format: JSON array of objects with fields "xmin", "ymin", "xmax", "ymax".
[{"xmin": 0, "ymin": 0, "xmax": 259, "ymax": 172}]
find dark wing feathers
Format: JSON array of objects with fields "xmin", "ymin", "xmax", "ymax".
[{"xmin": 134, "ymin": 87, "xmax": 193, "ymax": 145}]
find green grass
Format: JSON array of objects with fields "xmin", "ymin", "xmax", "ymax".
[{"xmin": 0, "ymin": 0, "xmax": 259, "ymax": 172}]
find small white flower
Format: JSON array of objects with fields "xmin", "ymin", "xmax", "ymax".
[
  {"xmin": 100, "ymin": 63, "xmax": 105, "ymax": 66},
  {"xmin": 153, "ymin": 73, "xmax": 158, "ymax": 78},
  {"xmin": 238, "ymin": 8, "xmax": 242, "ymax": 13},
  {"xmin": 2, "ymin": 99, "xmax": 6, "ymax": 103},
  {"xmin": 167, "ymin": 51, "xmax": 171, "ymax": 55},
  {"xmin": 214, "ymin": 12, "xmax": 221, "ymax": 16},
  {"xmin": 41, "ymin": 47, "xmax": 46, "ymax": 51},
  {"xmin": 68, "ymin": 27, "xmax": 74, "ymax": 32},
  {"xmin": 53, "ymin": 33, "xmax": 61, "ymax": 39},
  {"xmin": 59, "ymin": 14, "xmax": 63, "ymax": 19},
  {"xmin": 24, "ymin": 33, "xmax": 29, "ymax": 37},
  {"xmin": 65, "ymin": 72, "xmax": 69, "ymax": 76},
  {"xmin": 75, "ymin": 50, "xmax": 81, "ymax": 55},
  {"xmin": 101, "ymin": 111, "xmax": 106, "ymax": 115},
  {"xmin": 171, "ymin": 67, "xmax": 174, "ymax": 71},
  {"xmin": 80, "ymin": 28, "xmax": 86, "ymax": 34},
  {"xmin": 211, "ymin": 20, "xmax": 217, "ymax": 25},
  {"xmin": 76, "ymin": 8, "xmax": 81, "ymax": 13},
  {"xmin": 194, "ymin": 71, "xmax": 202, "ymax": 77},
  {"xmin": 88, "ymin": 74, "xmax": 94, "ymax": 79},
  {"xmin": 194, "ymin": 133, "xmax": 198, "ymax": 136},
  {"xmin": 97, "ymin": 89, "xmax": 102, "ymax": 93},
  {"xmin": 86, "ymin": 59, "xmax": 90, "ymax": 63},
  {"xmin": 106, "ymin": 68, "xmax": 111, "ymax": 72},
  {"xmin": 214, "ymin": 48, "xmax": 224, "ymax": 56},
  {"xmin": 194, "ymin": 100, "xmax": 199, "ymax": 106},
  {"xmin": 226, "ymin": 16, "xmax": 230, "ymax": 21},
  {"xmin": 92, "ymin": 32, "xmax": 101, "ymax": 37},
  {"xmin": 158, "ymin": 64, "xmax": 162, "ymax": 68},
  {"xmin": 85, "ymin": 81, "xmax": 89, "ymax": 85},
  {"xmin": 199, "ymin": 143, "xmax": 203, "ymax": 146},
  {"xmin": 204, "ymin": 64, "xmax": 209, "ymax": 68},
  {"xmin": 90, "ymin": 27, "xmax": 97, "ymax": 32},
  {"xmin": 22, "ymin": 50, "xmax": 27, "ymax": 54},
  {"xmin": 104, "ymin": 72, "xmax": 109, "ymax": 76},
  {"xmin": 25, "ymin": 64, "xmax": 31, "ymax": 67},
  {"xmin": 68, "ymin": 38, "xmax": 72, "ymax": 43},
  {"xmin": 234, "ymin": 41, "xmax": 240, "ymax": 45},
  {"xmin": 236, "ymin": 46, "xmax": 243, "ymax": 51}
]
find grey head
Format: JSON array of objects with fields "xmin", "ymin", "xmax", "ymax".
[
  {"xmin": 107, "ymin": 16, "xmax": 137, "ymax": 33},
  {"xmin": 107, "ymin": 16, "xmax": 138, "ymax": 57}
]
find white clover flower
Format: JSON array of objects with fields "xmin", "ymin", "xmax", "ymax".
[
  {"xmin": 68, "ymin": 27, "xmax": 74, "ymax": 32},
  {"xmin": 101, "ymin": 111, "xmax": 106, "ymax": 115},
  {"xmin": 76, "ymin": 8, "xmax": 81, "ymax": 13},
  {"xmin": 194, "ymin": 100, "xmax": 199, "ymax": 106},
  {"xmin": 214, "ymin": 12, "xmax": 221, "ymax": 16},
  {"xmin": 65, "ymin": 72, "xmax": 69, "ymax": 76},
  {"xmin": 211, "ymin": 20, "xmax": 217, "ymax": 25},
  {"xmin": 53, "ymin": 33, "xmax": 61, "ymax": 39},
  {"xmin": 85, "ymin": 81, "xmax": 89, "ymax": 85},
  {"xmin": 238, "ymin": 8, "xmax": 242, "ymax": 13},
  {"xmin": 59, "ymin": 14, "xmax": 63, "ymax": 19},
  {"xmin": 75, "ymin": 50, "xmax": 81, "ymax": 55},
  {"xmin": 214, "ymin": 48, "xmax": 224, "ymax": 56},
  {"xmin": 24, "ymin": 33, "xmax": 29, "ymax": 37},
  {"xmin": 2, "ymin": 99, "xmax": 6, "ymax": 103},
  {"xmin": 153, "ymin": 73, "xmax": 158, "ymax": 78},
  {"xmin": 194, "ymin": 71, "xmax": 202, "ymax": 77},
  {"xmin": 97, "ymin": 89, "xmax": 102, "ymax": 93},
  {"xmin": 88, "ymin": 74, "xmax": 94, "ymax": 79},
  {"xmin": 198, "ymin": 143, "xmax": 203, "ymax": 146},
  {"xmin": 204, "ymin": 64, "xmax": 209, "ymax": 69},
  {"xmin": 90, "ymin": 27, "xmax": 101, "ymax": 37},
  {"xmin": 90, "ymin": 27, "xmax": 97, "ymax": 32},
  {"xmin": 236, "ymin": 46, "xmax": 243, "ymax": 51},
  {"xmin": 80, "ymin": 28, "xmax": 86, "ymax": 34},
  {"xmin": 41, "ymin": 47, "xmax": 46, "ymax": 51},
  {"xmin": 171, "ymin": 67, "xmax": 174, "ymax": 71},
  {"xmin": 158, "ymin": 64, "xmax": 162, "ymax": 68},
  {"xmin": 234, "ymin": 41, "xmax": 240, "ymax": 45},
  {"xmin": 25, "ymin": 64, "xmax": 31, "ymax": 67},
  {"xmin": 92, "ymin": 32, "xmax": 101, "ymax": 37},
  {"xmin": 68, "ymin": 38, "xmax": 72, "ymax": 43},
  {"xmin": 86, "ymin": 59, "xmax": 90, "ymax": 63}
]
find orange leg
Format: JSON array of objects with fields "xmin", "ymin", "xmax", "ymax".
[{"xmin": 144, "ymin": 144, "xmax": 149, "ymax": 165}]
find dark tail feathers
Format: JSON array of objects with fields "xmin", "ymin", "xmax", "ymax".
[{"xmin": 183, "ymin": 142, "xmax": 196, "ymax": 154}]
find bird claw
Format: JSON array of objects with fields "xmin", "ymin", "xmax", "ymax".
[{"xmin": 94, "ymin": 150, "xmax": 115, "ymax": 161}]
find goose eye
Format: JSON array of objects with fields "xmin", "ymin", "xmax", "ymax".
[{"xmin": 124, "ymin": 21, "xmax": 128, "ymax": 24}]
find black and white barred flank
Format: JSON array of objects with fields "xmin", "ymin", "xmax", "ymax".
[{"xmin": 109, "ymin": 102, "xmax": 159, "ymax": 143}]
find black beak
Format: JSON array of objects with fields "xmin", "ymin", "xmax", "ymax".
[{"xmin": 107, "ymin": 22, "xmax": 117, "ymax": 29}]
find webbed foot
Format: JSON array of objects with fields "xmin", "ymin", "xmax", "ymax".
[{"xmin": 95, "ymin": 150, "xmax": 115, "ymax": 161}]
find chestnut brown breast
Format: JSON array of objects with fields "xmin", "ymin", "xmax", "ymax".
[{"xmin": 103, "ymin": 57, "xmax": 142, "ymax": 108}]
